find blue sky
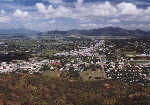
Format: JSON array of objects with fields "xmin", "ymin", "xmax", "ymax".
[{"xmin": 0, "ymin": 0, "xmax": 150, "ymax": 31}]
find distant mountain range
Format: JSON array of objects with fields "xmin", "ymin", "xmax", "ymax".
[
  {"xmin": 0, "ymin": 27, "xmax": 150, "ymax": 38},
  {"xmin": 0, "ymin": 28, "xmax": 37, "ymax": 35},
  {"xmin": 40, "ymin": 27, "xmax": 150, "ymax": 38}
]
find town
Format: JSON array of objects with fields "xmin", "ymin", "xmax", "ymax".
[
  {"xmin": 0, "ymin": 37, "xmax": 149, "ymax": 86},
  {"xmin": 1, "ymin": 0, "xmax": 150, "ymax": 104}
]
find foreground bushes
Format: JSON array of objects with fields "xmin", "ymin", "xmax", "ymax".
[{"xmin": 0, "ymin": 73, "xmax": 149, "ymax": 105}]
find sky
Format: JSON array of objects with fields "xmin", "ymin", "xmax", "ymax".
[{"xmin": 0, "ymin": 0, "xmax": 150, "ymax": 31}]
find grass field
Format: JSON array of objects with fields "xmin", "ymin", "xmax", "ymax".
[
  {"xmin": 79, "ymin": 70, "xmax": 103, "ymax": 81},
  {"xmin": 42, "ymin": 70, "xmax": 60, "ymax": 78}
]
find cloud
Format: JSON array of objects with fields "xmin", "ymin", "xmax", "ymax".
[
  {"xmin": 110, "ymin": 19, "xmax": 120, "ymax": 23},
  {"xmin": 0, "ymin": 16, "xmax": 10, "ymax": 23},
  {"xmin": 0, "ymin": 9, "xmax": 6, "ymax": 15},
  {"xmin": 80, "ymin": 23, "xmax": 97, "ymax": 28},
  {"xmin": 83, "ymin": 2, "xmax": 117, "ymax": 17},
  {"xmin": 0, "ymin": 9, "xmax": 10, "ymax": 23},
  {"xmin": 36, "ymin": 3, "xmax": 72, "ymax": 18},
  {"xmin": 1, "ymin": 0, "xmax": 150, "ymax": 31},
  {"xmin": 46, "ymin": 0, "xmax": 63, "ymax": 4},
  {"xmin": 17, "ymin": 1, "xmax": 150, "ymax": 31},
  {"xmin": 13, "ymin": 9, "xmax": 29, "ymax": 18},
  {"xmin": 0, "ymin": 0, "xmax": 13, "ymax": 1},
  {"xmin": 48, "ymin": 19, "xmax": 56, "ymax": 24},
  {"xmin": 117, "ymin": 2, "xmax": 143, "ymax": 16},
  {"xmin": 36, "ymin": 1, "xmax": 118, "ymax": 19},
  {"xmin": 76, "ymin": 0, "xmax": 84, "ymax": 7},
  {"xmin": 36, "ymin": 3, "xmax": 47, "ymax": 14}
]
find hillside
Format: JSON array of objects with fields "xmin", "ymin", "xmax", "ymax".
[
  {"xmin": 0, "ymin": 27, "xmax": 150, "ymax": 39},
  {"xmin": 40, "ymin": 27, "xmax": 150, "ymax": 38},
  {"xmin": 0, "ymin": 74, "xmax": 149, "ymax": 105},
  {"xmin": 0, "ymin": 28, "xmax": 37, "ymax": 35}
]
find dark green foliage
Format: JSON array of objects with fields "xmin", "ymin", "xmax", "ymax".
[
  {"xmin": 39, "ymin": 65, "xmax": 50, "ymax": 71},
  {"xmin": 68, "ymin": 69, "xmax": 79, "ymax": 78}
]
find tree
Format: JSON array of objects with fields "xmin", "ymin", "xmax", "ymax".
[
  {"xmin": 39, "ymin": 65, "xmax": 50, "ymax": 72},
  {"xmin": 68, "ymin": 67, "xmax": 79, "ymax": 78}
]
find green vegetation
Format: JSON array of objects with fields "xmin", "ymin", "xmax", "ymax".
[
  {"xmin": 130, "ymin": 60, "xmax": 150, "ymax": 64},
  {"xmin": 0, "ymin": 74, "xmax": 149, "ymax": 105},
  {"xmin": 42, "ymin": 70, "xmax": 60, "ymax": 78},
  {"xmin": 79, "ymin": 70, "xmax": 103, "ymax": 81}
]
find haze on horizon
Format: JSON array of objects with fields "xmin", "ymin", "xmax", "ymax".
[{"xmin": 0, "ymin": 0, "xmax": 150, "ymax": 32}]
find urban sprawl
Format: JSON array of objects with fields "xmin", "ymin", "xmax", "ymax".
[{"xmin": 0, "ymin": 37, "xmax": 150, "ymax": 86}]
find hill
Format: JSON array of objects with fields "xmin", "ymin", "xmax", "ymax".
[
  {"xmin": 40, "ymin": 27, "xmax": 150, "ymax": 38},
  {"xmin": 0, "ymin": 74, "xmax": 149, "ymax": 105},
  {"xmin": 0, "ymin": 28, "xmax": 37, "ymax": 35},
  {"xmin": 1, "ymin": 27, "xmax": 150, "ymax": 38}
]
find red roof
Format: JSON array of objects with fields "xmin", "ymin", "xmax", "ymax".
[{"xmin": 52, "ymin": 62, "xmax": 62, "ymax": 66}]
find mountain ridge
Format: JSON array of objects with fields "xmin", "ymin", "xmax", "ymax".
[
  {"xmin": 0, "ymin": 28, "xmax": 37, "ymax": 35},
  {"xmin": 40, "ymin": 27, "xmax": 150, "ymax": 37},
  {"xmin": 0, "ymin": 27, "xmax": 150, "ymax": 38}
]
